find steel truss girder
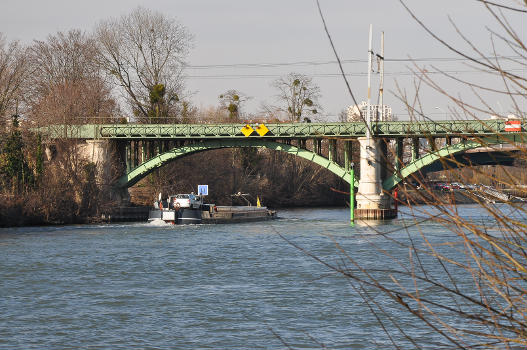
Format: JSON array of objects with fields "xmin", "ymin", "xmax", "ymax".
[
  {"xmin": 38, "ymin": 119, "xmax": 522, "ymax": 139},
  {"xmin": 116, "ymin": 139, "xmax": 357, "ymax": 189}
]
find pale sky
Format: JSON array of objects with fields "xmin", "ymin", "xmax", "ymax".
[{"xmin": 1, "ymin": 0, "xmax": 523, "ymax": 120}]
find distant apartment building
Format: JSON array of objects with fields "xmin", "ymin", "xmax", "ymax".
[{"xmin": 347, "ymin": 101, "xmax": 392, "ymax": 122}]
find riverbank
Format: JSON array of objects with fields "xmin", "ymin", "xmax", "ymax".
[
  {"xmin": 0, "ymin": 203, "xmax": 151, "ymax": 227},
  {"xmin": 2, "ymin": 187, "xmax": 525, "ymax": 227}
]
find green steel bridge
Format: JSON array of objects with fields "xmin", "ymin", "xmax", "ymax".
[
  {"xmin": 44, "ymin": 119, "xmax": 519, "ymax": 139},
  {"xmin": 41, "ymin": 119, "xmax": 526, "ymax": 192}
]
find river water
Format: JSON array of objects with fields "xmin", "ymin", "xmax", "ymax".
[{"xmin": 0, "ymin": 205, "xmax": 524, "ymax": 349}]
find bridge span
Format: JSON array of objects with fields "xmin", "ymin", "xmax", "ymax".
[
  {"xmin": 43, "ymin": 119, "xmax": 516, "ymax": 139},
  {"xmin": 40, "ymin": 119, "xmax": 525, "ymax": 219}
]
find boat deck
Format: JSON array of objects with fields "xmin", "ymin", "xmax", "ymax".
[{"xmin": 202, "ymin": 206, "xmax": 276, "ymax": 223}]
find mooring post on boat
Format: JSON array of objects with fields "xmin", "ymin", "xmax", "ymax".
[{"xmin": 350, "ymin": 163, "xmax": 355, "ymax": 226}]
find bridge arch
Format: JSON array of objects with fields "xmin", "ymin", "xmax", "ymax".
[
  {"xmin": 383, "ymin": 135, "xmax": 523, "ymax": 191},
  {"xmin": 116, "ymin": 139, "xmax": 352, "ymax": 189}
]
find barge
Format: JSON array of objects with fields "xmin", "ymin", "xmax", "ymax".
[{"xmin": 148, "ymin": 193, "xmax": 276, "ymax": 224}]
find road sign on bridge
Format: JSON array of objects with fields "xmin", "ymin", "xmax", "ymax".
[{"xmin": 198, "ymin": 185, "xmax": 208, "ymax": 196}]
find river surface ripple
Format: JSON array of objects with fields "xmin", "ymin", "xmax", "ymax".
[{"xmin": 1, "ymin": 204, "xmax": 524, "ymax": 349}]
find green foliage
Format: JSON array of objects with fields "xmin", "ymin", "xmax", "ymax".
[
  {"xmin": 149, "ymin": 84, "xmax": 166, "ymax": 104},
  {"xmin": 0, "ymin": 115, "xmax": 33, "ymax": 193},
  {"xmin": 147, "ymin": 84, "xmax": 179, "ymax": 123},
  {"xmin": 227, "ymin": 103, "xmax": 238, "ymax": 116},
  {"xmin": 3, "ymin": 117, "xmax": 25, "ymax": 180}
]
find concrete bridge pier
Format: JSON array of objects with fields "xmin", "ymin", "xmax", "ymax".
[
  {"xmin": 355, "ymin": 137, "xmax": 397, "ymax": 219},
  {"xmin": 82, "ymin": 140, "xmax": 130, "ymax": 204},
  {"xmin": 112, "ymin": 186, "xmax": 131, "ymax": 204}
]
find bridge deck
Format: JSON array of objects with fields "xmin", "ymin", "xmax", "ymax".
[{"xmin": 39, "ymin": 119, "xmax": 521, "ymax": 139}]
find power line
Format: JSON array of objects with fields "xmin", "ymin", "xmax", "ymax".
[
  {"xmin": 184, "ymin": 55, "xmax": 523, "ymax": 70},
  {"xmin": 184, "ymin": 68, "xmax": 523, "ymax": 79}
]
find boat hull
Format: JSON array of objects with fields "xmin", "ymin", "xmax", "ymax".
[{"xmin": 148, "ymin": 208, "xmax": 202, "ymax": 224}]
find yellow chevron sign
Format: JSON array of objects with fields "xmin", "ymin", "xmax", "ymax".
[
  {"xmin": 255, "ymin": 123, "xmax": 269, "ymax": 136},
  {"xmin": 241, "ymin": 124, "xmax": 254, "ymax": 137}
]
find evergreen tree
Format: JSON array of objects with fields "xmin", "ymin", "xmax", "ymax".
[{"xmin": 0, "ymin": 115, "xmax": 32, "ymax": 193}]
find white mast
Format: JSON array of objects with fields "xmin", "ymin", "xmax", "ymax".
[
  {"xmin": 379, "ymin": 32, "xmax": 385, "ymax": 121},
  {"xmin": 366, "ymin": 24, "xmax": 373, "ymax": 139}
]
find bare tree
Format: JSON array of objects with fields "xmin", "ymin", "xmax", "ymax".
[
  {"xmin": 30, "ymin": 30, "xmax": 100, "ymax": 87},
  {"xmin": 0, "ymin": 34, "xmax": 28, "ymax": 128},
  {"xmin": 218, "ymin": 89, "xmax": 251, "ymax": 121},
  {"xmin": 27, "ymin": 30, "xmax": 118, "ymax": 126},
  {"xmin": 95, "ymin": 7, "xmax": 193, "ymax": 123},
  {"xmin": 337, "ymin": 108, "xmax": 348, "ymax": 122},
  {"xmin": 272, "ymin": 73, "xmax": 322, "ymax": 122}
]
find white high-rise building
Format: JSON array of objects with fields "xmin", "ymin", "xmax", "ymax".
[{"xmin": 347, "ymin": 101, "xmax": 392, "ymax": 122}]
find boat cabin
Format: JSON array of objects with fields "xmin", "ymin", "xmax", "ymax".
[
  {"xmin": 169, "ymin": 193, "xmax": 203, "ymax": 209},
  {"xmin": 154, "ymin": 193, "xmax": 203, "ymax": 210}
]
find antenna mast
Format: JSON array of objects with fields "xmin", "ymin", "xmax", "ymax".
[
  {"xmin": 379, "ymin": 31, "xmax": 385, "ymax": 121},
  {"xmin": 366, "ymin": 24, "xmax": 373, "ymax": 139}
]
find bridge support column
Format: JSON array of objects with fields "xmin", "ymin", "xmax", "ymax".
[
  {"xmin": 355, "ymin": 137, "xmax": 396, "ymax": 220},
  {"xmin": 315, "ymin": 139, "xmax": 322, "ymax": 155},
  {"xmin": 428, "ymin": 137, "xmax": 438, "ymax": 152},
  {"xmin": 344, "ymin": 141, "xmax": 351, "ymax": 171},
  {"xmin": 328, "ymin": 139, "xmax": 337, "ymax": 161},
  {"xmin": 141, "ymin": 141, "xmax": 146, "ymax": 163},
  {"xmin": 395, "ymin": 138, "xmax": 403, "ymax": 173},
  {"xmin": 125, "ymin": 142, "xmax": 132, "ymax": 173},
  {"xmin": 411, "ymin": 137, "xmax": 420, "ymax": 161},
  {"xmin": 82, "ymin": 140, "xmax": 111, "ymax": 181},
  {"xmin": 133, "ymin": 141, "xmax": 139, "ymax": 167}
]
